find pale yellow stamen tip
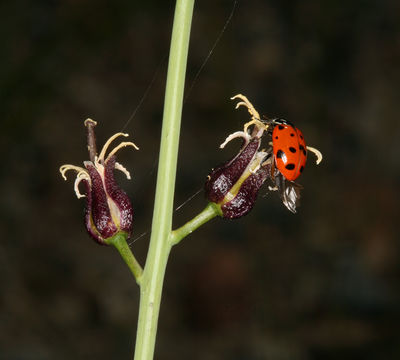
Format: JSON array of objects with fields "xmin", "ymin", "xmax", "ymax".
[
  {"xmin": 84, "ymin": 118, "xmax": 97, "ymax": 127},
  {"xmin": 220, "ymin": 131, "xmax": 250, "ymax": 149},
  {"xmin": 74, "ymin": 172, "xmax": 90, "ymax": 198},
  {"xmin": 59, "ymin": 164, "xmax": 90, "ymax": 199},
  {"xmin": 115, "ymin": 161, "xmax": 131, "ymax": 180},
  {"xmin": 106, "ymin": 141, "xmax": 139, "ymax": 162},
  {"xmin": 231, "ymin": 94, "xmax": 261, "ymax": 121},
  {"xmin": 98, "ymin": 131, "xmax": 139, "ymax": 163},
  {"xmin": 307, "ymin": 146, "xmax": 323, "ymax": 165},
  {"xmin": 243, "ymin": 119, "xmax": 269, "ymax": 133},
  {"xmin": 98, "ymin": 132, "xmax": 129, "ymax": 161},
  {"xmin": 59, "ymin": 164, "xmax": 87, "ymax": 181}
]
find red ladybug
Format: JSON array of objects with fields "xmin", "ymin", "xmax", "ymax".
[{"xmin": 271, "ymin": 119, "xmax": 307, "ymax": 181}]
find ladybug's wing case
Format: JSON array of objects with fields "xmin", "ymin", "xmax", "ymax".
[
  {"xmin": 273, "ymin": 125, "xmax": 307, "ymax": 181},
  {"xmin": 294, "ymin": 127, "xmax": 307, "ymax": 178}
]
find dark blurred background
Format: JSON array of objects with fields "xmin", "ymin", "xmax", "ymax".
[{"xmin": 1, "ymin": 0, "xmax": 399, "ymax": 359}]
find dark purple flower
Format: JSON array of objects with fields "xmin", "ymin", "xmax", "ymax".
[
  {"xmin": 206, "ymin": 94, "xmax": 323, "ymax": 215},
  {"xmin": 60, "ymin": 119, "xmax": 138, "ymax": 244},
  {"xmin": 205, "ymin": 94, "xmax": 272, "ymax": 219}
]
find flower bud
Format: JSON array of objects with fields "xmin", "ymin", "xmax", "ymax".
[
  {"xmin": 219, "ymin": 161, "xmax": 271, "ymax": 219},
  {"xmin": 205, "ymin": 95, "xmax": 272, "ymax": 219},
  {"xmin": 206, "ymin": 94, "xmax": 323, "ymax": 216},
  {"xmin": 60, "ymin": 119, "xmax": 138, "ymax": 244},
  {"xmin": 83, "ymin": 156, "xmax": 134, "ymax": 243}
]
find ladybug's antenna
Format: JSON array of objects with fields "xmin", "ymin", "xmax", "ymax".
[{"xmin": 307, "ymin": 146, "xmax": 323, "ymax": 165}]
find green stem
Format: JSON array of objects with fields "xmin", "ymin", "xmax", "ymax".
[
  {"xmin": 170, "ymin": 202, "xmax": 222, "ymax": 245},
  {"xmin": 133, "ymin": 1, "xmax": 194, "ymax": 359},
  {"xmin": 106, "ymin": 232, "xmax": 143, "ymax": 284}
]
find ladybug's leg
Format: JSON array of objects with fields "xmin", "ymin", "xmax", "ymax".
[
  {"xmin": 268, "ymin": 185, "xmax": 279, "ymax": 191},
  {"xmin": 269, "ymin": 170, "xmax": 284, "ymax": 193},
  {"xmin": 270, "ymin": 158, "xmax": 276, "ymax": 181},
  {"xmin": 306, "ymin": 146, "xmax": 323, "ymax": 164}
]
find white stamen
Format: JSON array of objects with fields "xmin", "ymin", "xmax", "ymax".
[
  {"xmin": 220, "ymin": 131, "xmax": 250, "ymax": 149},
  {"xmin": 243, "ymin": 119, "xmax": 269, "ymax": 134},
  {"xmin": 74, "ymin": 171, "xmax": 90, "ymax": 198},
  {"xmin": 84, "ymin": 118, "xmax": 97, "ymax": 127},
  {"xmin": 231, "ymin": 94, "xmax": 261, "ymax": 121},
  {"xmin": 306, "ymin": 146, "xmax": 323, "ymax": 165},
  {"xmin": 249, "ymin": 151, "xmax": 269, "ymax": 173},
  {"xmin": 98, "ymin": 132, "xmax": 129, "ymax": 162},
  {"xmin": 106, "ymin": 141, "xmax": 139, "ymax": 162},
  {"xmin": 115, "ymin": 161, "xmax": 132, "ymax": 179},
  {"xmin": 60, "ymin": 124, "xmax": 139, "ymax": 199},
  {"xmin": 59, "ymin": 164, "xmax": 90, "ymax": 199},
  {"xmin": 59, "ymin": 164, "xmax": 87, "ymax": 181}
]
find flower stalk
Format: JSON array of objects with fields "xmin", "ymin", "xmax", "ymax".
[
  {"xmin": 133, "ymin": 0, "xmax": 195, "ymax": 359},
  {"xmin": 104, "ymin": 233, "xmax": 143, "ymax": 284},
  {"xmin": 170, "ymin": 202, "xmax": 222, "ymax": 245}
]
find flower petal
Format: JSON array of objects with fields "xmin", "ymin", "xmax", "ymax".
[
  {"xmin": 85, "ymin": 161, "xmax": 118, "ymax": 242},
  {"xmin": 104, "ymin": 156, "xmax": 134, "ymax": 238},
  {"xmin": 221, "ymin": 165, "xmax": 270, "ymax": 219},
  {"xmin": 205, "ymin": 138, "xmax": 261, "ymax": 204}
]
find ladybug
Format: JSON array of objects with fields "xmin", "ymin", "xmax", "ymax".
[{"xmin": 271, "ymin": 119, "xmax": 307, "ymax": 181}]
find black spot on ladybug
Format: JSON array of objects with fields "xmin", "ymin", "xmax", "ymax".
[
  {"xmin": 276, "ymin": 150, "xmax": 284, "ymax": 159},
  {"xmin": 275, "ymin": 136, "xmax": 278, "ymax": 139},
  {"xmin": 290, "ymin": 133, "xmax": 295, "ymax": 137},
  {"xmin": 285, "ymin": 164, "xmax": 295, "ymax": 170},
  {"xmin": 278, "ymin": 125, "xmax": 284, "ymax": 130},
  {"xmin": 299, "ymin": 134, "xmax": 304, "ymax": 139},
  {"xmin": 289, "ymin": 147, "xmax": 297, "ymax": 153},
  {"xmin": 299, "ymin": 145, "xmax": 306, "ymax": 156},
  {"xmin": 300, "ymin": 166, "xmax": 304, "ymax": 173}
]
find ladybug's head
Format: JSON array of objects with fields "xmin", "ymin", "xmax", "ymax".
[
  {"xmin": 271, "ymin": 118, "xmax": 294, "ymax": 127},
  {"xmin": 262, "ymin": 118, "xmax": 295, "ymax": 135},
  {"xmin": 261, "ymin": 117, "xmax": 294, "ymax": 129}
]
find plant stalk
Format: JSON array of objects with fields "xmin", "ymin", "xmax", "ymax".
[
  {"xmin": 133, "ymin": 0, "xmax": 195, "ymax": 359},
  {"xmin": 106, "ymin": 232, "xmax": 143, "ymax": 284},
  {"xmin": 170, "ymin": 202, "xmax": 221, "ymax": 245}
]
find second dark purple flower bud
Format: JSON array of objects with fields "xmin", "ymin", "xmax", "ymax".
[{"xmin": 205, "ymin": 95, "xmax": 272, "ymax": 219}]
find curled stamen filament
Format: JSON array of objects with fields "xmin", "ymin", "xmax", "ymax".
[
  {"xmin": 243, "ymin": 119, "xmax": 269, "ymax": 134},
  {"xmin": 307, "ymin": 146, "xmax": 323, "ymax": 165},
  {"xmin": 115, "ymin": 161, "xmax": 132, "ymax": 179},
  {"xmin": 74, "ymin": 171, "xmax": 91, "ymax": 198},
  {"xmin": 98, "ymin": 133, "xmax": 130, "ymax": 162},
  {"xmin": 106, "ymin": 141, "xmax": 139, "ymax": 162},
  {"xmin": 220, "ymin": 131, "xmax": 250, "ymax": 149},
  {"xmin": 231, "ymin": 94, "xmax": 261, "ymax": 121},
  {"xmin": 60, "ymin": 164, "xmax": 87, "ymax": 181},
  {"xmin": 59, "ymin": 165, "xmax": 90, "ymax": 198}
]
